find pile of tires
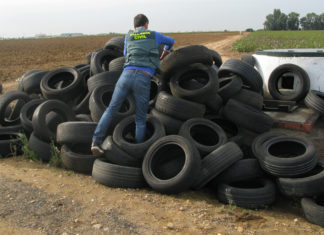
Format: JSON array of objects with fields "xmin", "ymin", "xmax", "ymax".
[{"xmin": 0, "ymin": 37, "xmax": 322, "ymax": 226}]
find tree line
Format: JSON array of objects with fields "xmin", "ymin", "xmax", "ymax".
[{"xmin": 263, "ymin": 9, "xmax": 324, "ymax": 30}]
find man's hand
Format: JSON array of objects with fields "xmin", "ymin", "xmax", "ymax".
[{"xmin": 160, "ymin": 49, "xmax": 171, "ymax": 60}]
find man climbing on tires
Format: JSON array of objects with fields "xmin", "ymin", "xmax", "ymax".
[{"xmin": 91, "ymin": 13, "xmax": 174, "ymax": 155}]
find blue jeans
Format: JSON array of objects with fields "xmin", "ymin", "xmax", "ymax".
[{"xmin": 92, "ymin": 69, "xmax": 151, "ymax": 144}]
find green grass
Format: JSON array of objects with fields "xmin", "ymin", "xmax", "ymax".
[{"xmin": 233, "ymin": 30, "xmax": 324, "ymax": 52}]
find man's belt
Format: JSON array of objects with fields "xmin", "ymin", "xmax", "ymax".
[{"xmin": 127, "ymin": 69, "xmax": 152, "ymax": 78}]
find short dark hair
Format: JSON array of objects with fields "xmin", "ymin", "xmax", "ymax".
[{"xmin": 134, "ymin": 14, "xmax": 149, "ymax": 27}]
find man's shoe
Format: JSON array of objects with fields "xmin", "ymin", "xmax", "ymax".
[{"xmin": 91, "ymin": 142, "xmax": 104, "ymax": 156}]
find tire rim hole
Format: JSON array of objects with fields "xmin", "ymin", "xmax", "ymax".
[
  {"xmin": 122, "ymin": 121, "xmax": 154, "ymax": 143},
  {"xmin": 70, "ymin": 144, "xmax": 92, "ymax": 154},
  {"xmin": 315, "ymin": 197, "xmax": 324, "ymax": 206},
  {"xmin": 190, "ymin": 124, "xmax": 219, "ymax": 146},
  {"xmin": 210, "ymin": 118, "xmax": 238, "ymax": 138},
  {"xmin": 178, "ymin": 70, "xmax": 208, "ymax": 90},
  {"xmin": 49, "ymin": 72, "xmax": 74, "ymax": 89},
  {"xmin": 229, "ymin": 179, "xmax": 264, "ymax": 189},
  {"xmin": 276, "ymin": 72, "xmax": 302, "ymax": 95},
  {"xmin": 150, "ymin": 81, "xmax": 158, "ymax": 100},
  {"xmin": 150, "ymin": 144, "xmax": 185, "ymax": 180},
  {"xmin": 268, "ymin": 141, "xmax": 306, "ymax": 158}
]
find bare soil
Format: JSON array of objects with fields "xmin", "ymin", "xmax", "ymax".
[{"xmin": 1, "ymin": 32, "xmax": 324, "ymax": 234}]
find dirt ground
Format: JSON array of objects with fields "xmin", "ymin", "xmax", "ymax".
[{"xmin": 1, "ymin": 33, "xmax": 324, "ymax": 234}]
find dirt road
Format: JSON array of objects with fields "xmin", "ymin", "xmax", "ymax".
[{"xmin": 1, "ymin": 33, "xmax": 324, "ymax": 234}]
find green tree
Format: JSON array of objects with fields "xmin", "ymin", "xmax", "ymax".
[
  {"xmin": 300, "ymin": 13, "xmax": 320, "ymax": 30},
  {"xmin": 264, "ymin": 9, "xmax": 287, "ymax": 30},
  {"xmin": 287, "ymin": 12, "xmax": 300, "ymax": 30},
  {"xmin": 320, "ymin": 13, "xmax": 324, "ymax": 29}
]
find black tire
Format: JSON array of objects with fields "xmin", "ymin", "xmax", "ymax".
[
  {"xmin": 155, "ymin": 91, "xmax": 206, "ymax": 120},
  {"xmin": 0, "ymin": 132, "xmax": 23, "ymax": 158},
  {"xmin": 305, "ymin": 90, "xmax": 324, "ymax": 115},
  {"xmin": 20, "ymin": 99, "xmax": 45, "ymax": 135},
  {"xmin": 92, "ymin": 158, "xmax": 146, "ymax": 188},
  {"xmin": 301, "ymin": 197, "xmax": 324, "ymax": 227},
  {"xmin": 179, "ymin": 118, "xmax": 228, "ymax": 157},
  {"xmin": 109, "ymin": 56, "xmax": 125, "ymax": 72},
  {"xmin": 75, "ymin": 114, "xmax": 92, "ymax": 122},
  {"xmin": 205, "ymin": 93, "xmax": 223, "ymax": 114},
  {"xmin": 192, "ymin": 142, "xmax": 243, "ymax": 189},
  {"xmin": 28, "ymin": 132, "xmax": 52, "ymax": 162},
  {"xmin": 102, "ymin": 136, "xmax": 141, "ymax": 167},
  {"xmin": 0, "ymin": 124, "xmax": 24, "ymax": 134},
  {"xmin": 32, "ymin": 100, "xmax": 75, "ymax": 142},
  {"xmin": 90, "ymin": 49, "xmax": 123, "ymax": 75},
  {"xmin": 56, "ymin": 121, "xmax": 97, "ymax": 145},
  {"xmin": 170, "ymin": 63, "xmax": 218, "ymax": 103},
  {"xmin": 161, "ymin": 45, "xmax": 213, "ymax": 80},
  {"xmin": 218, "ymin": 76, "xmax": 243, "ymax": 104},
  {"xmin": 150, "ymin": 108, "xmax": 183, "ymax": 135},
  {"xmin": 0, "ymin": 90, "xmax": 31, "ymax": 126},
  {"xmin": 87, "ymin": 71, "xmax": 121, "ymax": 93},
  {"xmin": 142, "ymin": 135, "xmax": 201, "ymax": 194},
  {"xmin": 103, "ymin": 36, "xmax": 125, "ymax": 53},
  {"xmin": 258, "ymin": 135, "xmax": 318, "ymax": 177},
  {"xmin": 218, "ymin": 59, "xmax": 263, "ymax": 92},
  {"xmin": 40, "ymin": 67, "xmax": 83, "ymax": 102},
  {"xmin": 73, "ymin": 91, "xmax": 91, "ymax": 115},
  {"xmin": 113, "ymin": 115, "xmax": 165, "ymax": 160},
  {"xmin": 208, "ymin": 49, "xmax": 222, "ymax": 67},
  {"xmin": 232, "ymin": 88, "xmax": 264, "ymax": 110},
  {"xmin": 61, "ymin": 144, "xmax": 99, "ymax": 174},
  {"xmin": 211, "ymin": 159, "xmax": 265, "ymax": 186},
  {"xmin": 241, "ymin": 54, "xmax": 255, "ymax": 67},
  {"xmin": 277, "ymin": 159, "xmax": 324, "ymax": 197},
  {"xmin": 268, "ymin": 64, "xmax": 310, "ymax": 101},
  {"xmin": 22, "ymin": 71, "xmax": 48, "ymax": 95},
  {"xmin": 217, "ymin": 178, "xmax": 276, "ymax": 209},
  {"xmin": 224, "ymin": 99, "xmax": 273, "ymax": 133},
  {"xmin": 18, "ymin": 69, "xmax": 42, "ymax": 91},
  {"xmin": 149, "ymin": 76, "xmax": 163, "ymax": 107},
  {"xmin": 206, "ymin": 115, "xmax": 243, "ymax": 145},
  {"xmin": 89, "ymin": 85, "xmax": 135, "ymax": 123}
]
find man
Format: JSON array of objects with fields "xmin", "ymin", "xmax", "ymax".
[{"xmin": 91, "ymin": 14, "xmax": 174, "ymax": 155}]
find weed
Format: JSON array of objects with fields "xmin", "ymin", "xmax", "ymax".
[
  {"xmin": 49, "ymin": 140, "xmax": 61, "ymax": 167},
  {"xmin": 20, "ymin": 133, "xmax": 40, "ymax": 162},
  {"xmin": 66, "ymin": 170, "xmax": 75, "ymax": 176}
]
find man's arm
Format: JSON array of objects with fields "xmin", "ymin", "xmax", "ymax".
[{"xmin": 155, "ymin": 32, "xmax": 174, "ymax": 59}]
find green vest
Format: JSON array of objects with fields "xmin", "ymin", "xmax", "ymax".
[{"xmin": 124, "ymin": 28, "xmax": 160, "ymax": 70}]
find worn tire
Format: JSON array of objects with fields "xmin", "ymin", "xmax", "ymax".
[
  {"xmin": 0, "ymin": 132, "xmax": 23, "ymax": 158},
  {"xmin": 90, "ymin": 49, "xmax": 123, "ymax": 75},
  {"xmin": 150, "ymin": 108, "xmax": 183, "ymax": 135},
  {"xmin": 61, "ymin": 144, "xmax": 99, "ymax": 174},
  {"xmin": 22, "ymin": 71, "xmax": 48, "ymax": 95},
  {"xmin": 305, "ymin": 90, "xmax": 324, "ymax": 115},
  {"xmin": 232, "ymin": 88, "xmax": 264, "ymax": 110},
  {"xmin": 218, "ymin": 59, "xmax": 263, "ymax": 92},
  {"xmin": 155, "ymin": 91, "xmax": 206, "ymax": 120},
  {"xmin": 258, "ymin": 135, "xmax": 318, "ymax": 177},
  {"xmin": 92, "ymin": 158, "xmax": 146, "ymax": 188},
  {"xmin": 241, "ymin": 54, "xmax": 255, "ymax": 67},
  {"xmin": 20, "ymin": 99, "xmax": 45, "ymax": 135},
  {"xmin": 0, "ymin": 90, "xmax": 31, "ymax": 126},
  {"xmin": 179, "ymin": 118, "xmax": 228, "ymax": 157},
  {"xmin": 40, "ymin": 67, "xmax": 83, "ymax": 102},
  {"xmin": 32, "ymin": 100, "xmax": 75, "ymax": 142},
  {"xmin": 224, "ymin": 99, "xmax": 273, "ymax": 133},
  {"xmin": 113, "ymin": 115, "xmax": 165, "ymax": 160},
  {"xmin": 28, "ymin": 132, "xmax": 52, "ymax": 162},
  {"xmin": 170, "ymin": 63, "xmax": 219, "ymax": 103},
  {"xmin": 109, "ymin": 56, "xmax": 125, "ymax": 71},
  {"xmin": 103, "ymin": 36, "xmax": 125, "ymax": 53},
  {"xmin": 56, "ymin": 121, "xmax": 97, "ymax": 145},
  {"xmin": 142, "ymin": 135, "xmax": 201, "ymax": 194},
  {"xmin": 101, "ymin": 136, "xmax": 141, "ymax": 167},
  {"xmin": 277, "ymin": 159, "xmax": 324, "ymax": 197},
  {"xmin": 192, "ymin": 142, "xmax": 243, "ymax": 189},
  {"xmin": 268, "ymin": 64, "xmax": 310, "ymax": 101},
  {"xmin": 161, "ymin": 45, "xmax": 213, "ymax": 80},
  {"xmin": 301, "ymin": 197, "xmax": 324, "ymax": 227},
  {"xmin": 87, "ymin": 71, "xmax": 121, "ymax": 93},
  {"xmin": 218, "ymin": 76, "xmax": 243, "ymax": 104},
  {"xmin": 217, "ymin": 178, "xmax": 276, "ymax": 209}
]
